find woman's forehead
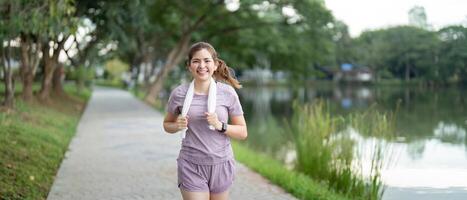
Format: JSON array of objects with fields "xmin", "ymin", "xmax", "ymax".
[{"xmin": 192, "ymin": 49, "xmax": 213, "ymax": 59}]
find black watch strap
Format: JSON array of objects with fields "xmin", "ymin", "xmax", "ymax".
[{"xmin": 219, "ymin": 122, "xmax": 227, "ymax": 133}]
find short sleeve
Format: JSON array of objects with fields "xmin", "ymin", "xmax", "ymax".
[
  {"xmin": 227, "ymin": 88, "xmax": 244, "ymax": 116},
  {"xmin": 166, "ymin": 87, "xmax": 182, "ymax": 115}
]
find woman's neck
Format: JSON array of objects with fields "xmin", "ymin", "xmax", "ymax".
[{"xmin": 194, "ymin": 79, "xmax": 211, "ymax": 94}]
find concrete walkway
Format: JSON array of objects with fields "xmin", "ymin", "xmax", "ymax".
[{"xmin": 47, "ymin": 87, "xmax": 297, "ymax": 200}]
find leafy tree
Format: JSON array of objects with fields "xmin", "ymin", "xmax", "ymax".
[
  {"xmin": 354, "ymin": 29, "xmax": 393, "ymax": 80},
  {"xmin": 38, "ymin": 0, "xmax": 78, "ymax": 100},
  {"xmin": 437, "ymin": 25, "xmax": 467, "ymax": 83},
  {"xmin": 144, "ymin": 0, "xmax": 229, "ymax": 104},
  {"xmin": 209, "ymin": 0, "xmax": 334, "ymax": 81},
  {"xmin": 142, "ymin": 0, "xmax": 335, "ymax": 103},
  {"xmin": 354, "ymin": 26, "xmax": 439, "ymax": 82},
  {"xmin": 16, "ymin": 0, "xmax": 50, "ymax": 101},
  {"xmin": 0, "ymin": 0, "xmax": 21, "ymax": 108},
  {"xmin": 331, "ymin": 20, "xmax": 356, "ymax": 67},
  {"xmin": 104, "ymin": 58, "xmax": 129, "ymax": 84}
]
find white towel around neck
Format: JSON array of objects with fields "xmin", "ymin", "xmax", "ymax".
[{"xmin": 179, "ymin": 77, "xmax": 217, "ymax": 138}]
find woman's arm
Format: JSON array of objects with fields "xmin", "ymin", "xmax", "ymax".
[
  {"xmin": 225, "ymin": 115, "xmax": 248, "ymax": 140},
  {"xmin": 206, "ymin": 112, "xmax": 248, "ymax": 140},
  {"xmin": 163, "ymin": 112, "xmax": 188, "ymax": 134}
]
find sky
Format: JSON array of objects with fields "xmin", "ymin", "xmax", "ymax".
[{"xmin": 324, "ymin": 0, "xmax": 467, "ymax": 37}]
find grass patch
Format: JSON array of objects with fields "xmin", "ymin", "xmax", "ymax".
[
  {"xmin": 0, "ymin": 85, "xmax": 90, "ymax": 200},
  {"xmin": 0, "ymin": 83, "xmax": 41, "ymax": 96},
  {"xmin": 232, "ymin": 142, "xmax": 349, "ymax": 200}
]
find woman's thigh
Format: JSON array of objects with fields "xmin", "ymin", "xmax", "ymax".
[
  {"xmin": 210, "ymin": 190, "xmax": 229, "ymax": 200},
  {"xmin": 180, "ymin": 189, "xmax": 209, "ymax": 200}
]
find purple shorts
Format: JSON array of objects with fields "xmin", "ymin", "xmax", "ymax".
[{"xmin": 177, "ymin": 158, "xmax": 236, "ymax": 193}]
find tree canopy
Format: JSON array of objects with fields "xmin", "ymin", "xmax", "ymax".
[{"xmin": 1, "ymin": 0, "xmax": 467, "ymax": 108}]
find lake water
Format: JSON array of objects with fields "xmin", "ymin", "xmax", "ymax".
[{"xmin": 237, "ymin": 84, "xmax": 467, "ymax": 200}]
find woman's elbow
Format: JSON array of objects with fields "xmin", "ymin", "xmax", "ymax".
[
  {"xmin": 163, "ymin": 124, "xmax": 176, "ymax": 134},
  {"xmin": 240, "ymin": 133, "xmax": 248, "ymax": 140},
  {"xmin": 239, "ymin": 129, "xmax": 248, "ymax": 140}
]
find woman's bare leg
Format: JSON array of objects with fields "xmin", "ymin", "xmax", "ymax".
[
  {"xmin": 180, "ymin": 189, "xmax": 210, "ymax": 200},
  {"xmin": 209, "ymin": 190, "xmax": 229, "ymax": 200}
]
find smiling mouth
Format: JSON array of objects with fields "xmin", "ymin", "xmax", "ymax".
[{"xmin": 196, "ymin": 68, "xmax": 209, "ymax": 75}]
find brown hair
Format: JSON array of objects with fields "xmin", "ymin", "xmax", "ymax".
[{"xmin": 186, "ymin": 42, "xmax": 242, "ymax": 89}]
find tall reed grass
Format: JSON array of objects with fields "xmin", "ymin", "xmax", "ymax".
[{"xmin": 287, "ymin": 101, "xmax": 395, "ymax": 200}]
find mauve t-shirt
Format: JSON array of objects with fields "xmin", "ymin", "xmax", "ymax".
[{"xmin": 166, "ymin": 82, "xmax": 244, "ymax": 165}]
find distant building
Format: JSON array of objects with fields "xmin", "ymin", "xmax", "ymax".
[
  {"xmin": 239, "ymin": 67, "xmax": 288, "ymax": 84},
  {"xmin": 349, "ymin": 67, "xmax": 373, "ymax": 82},
  {"xmin": 341, "ymin": 63, "xmax": 353, "ymax": 71},
  {"xmin": 409, "ymin": 6, "xmax": 431, "ymax": 30},
  {"xmin": 318, "ymin": 64, "xmax": 373, "ymax": 82}
]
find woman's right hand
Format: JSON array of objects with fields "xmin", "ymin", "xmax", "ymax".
[{"xmin": 176, "ymin": 116, "xmax": 189, "ymax": 131}]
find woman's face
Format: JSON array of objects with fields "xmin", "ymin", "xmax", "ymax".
[{"xmin": 188, "ymin": 48, "xmax": 217, "ymax": 82}]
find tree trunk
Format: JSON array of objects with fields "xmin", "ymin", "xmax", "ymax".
[
  {"xmin": 76, "ymin": 65, "xmax": 85, "ymax": 94},
  {"xmin": 38, "ymin": 37, "xmax": 66, "ymax": 101},
  {"xmin": 2, "ymin": 69, "xmax": 14, "ymax": 108},
  {"xmin": 39, "ymin": 68, "xmax": 54, "ymax": 101},
  {"xmin": 132, "ymin": 60, "xmax": 141, "ymax": 95},
  {"xmin": 38, "ymin": 48, "xmax": 56, "ymax": 101},
  {"xmin": 146, "ymin": 60, "xmax": 158, "ymax": 88},
  {"xmin": 144, "ymin": 35, "xmax": 191, "ymax": 104},
  {"xmin": 20, "ymin": 35, "xmax": 32, "ymax": 101},
  {"xmin": 141, "ymin": 51, "xmax": 156, "ymax": 89},
  {"xmin": 19, "ymin": 35, "xmax": 41, "ymax": 102},
  {"xmin": 143, "ymin": 61, "xmax": 152, "ymax": 89},
  {"xmin": 52, "ymin": 63, "xmax": 65, "ymax": 97},
  {"xmin": 143, "ymin": 11, "xmax": 209, "ymax": 104},
  {"xmin": 22, "ymin": 73, "xmax": 34, "ymax": 101},
  {"xmin": 405, "ymin": 62, "xmax": 410, "ymax": 82},
  {"xmin": 1, "ymin": 41, "xmax": 15, "ymax": 108}
]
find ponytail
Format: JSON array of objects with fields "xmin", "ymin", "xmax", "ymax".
[{"xmin": 214, "ymin": 59, "xmax": 242, "ymax": 89}]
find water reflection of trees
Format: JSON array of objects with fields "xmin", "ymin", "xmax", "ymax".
[
  {"xmin": 241, "ymin": 87, "xmax": 272, "ymax": 118},
  {"xmin": 433, "ymin": 122, "xmax": 466, "ymax": 144},
  {"xmin": 378, "ymin": 87, "xmax": 466, "ymax": 142},
  {"xmin": 406, "ymin": 140, "xmax": 426, "ymax": 160},
  {"xmin": 238, "ymin": 85, "xmax": 467, "ymax": 155},
  {"xmin": 238, "ymin": 87, "xmax": 292, "ymax": 155}
]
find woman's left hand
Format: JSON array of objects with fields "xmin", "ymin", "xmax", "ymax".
[{"xmin": 205, "ymin": 112, "xmax": 222, "ymax": 130}]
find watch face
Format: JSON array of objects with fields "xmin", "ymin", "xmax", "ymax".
[{"xmin": 222, "ymin": 122, "xmax": 227, "ymax": 132}]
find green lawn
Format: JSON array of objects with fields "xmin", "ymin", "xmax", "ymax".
[
  {"xmin": 0, "ymin": 85, "xmax": 90, "ymax": 200},
  {"xmin": 232, "ymin": 142, "xmax": 350, "ymax": 200}
]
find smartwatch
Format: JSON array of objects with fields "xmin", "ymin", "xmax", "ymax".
[{"xmin": 218, "ymin": 122, "xmax": 227, "ymax": 133}]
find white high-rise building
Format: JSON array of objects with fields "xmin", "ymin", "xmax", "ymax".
[{"xmin": 408, "ymin": 6, "xmax": 430, "ymax": 29}]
